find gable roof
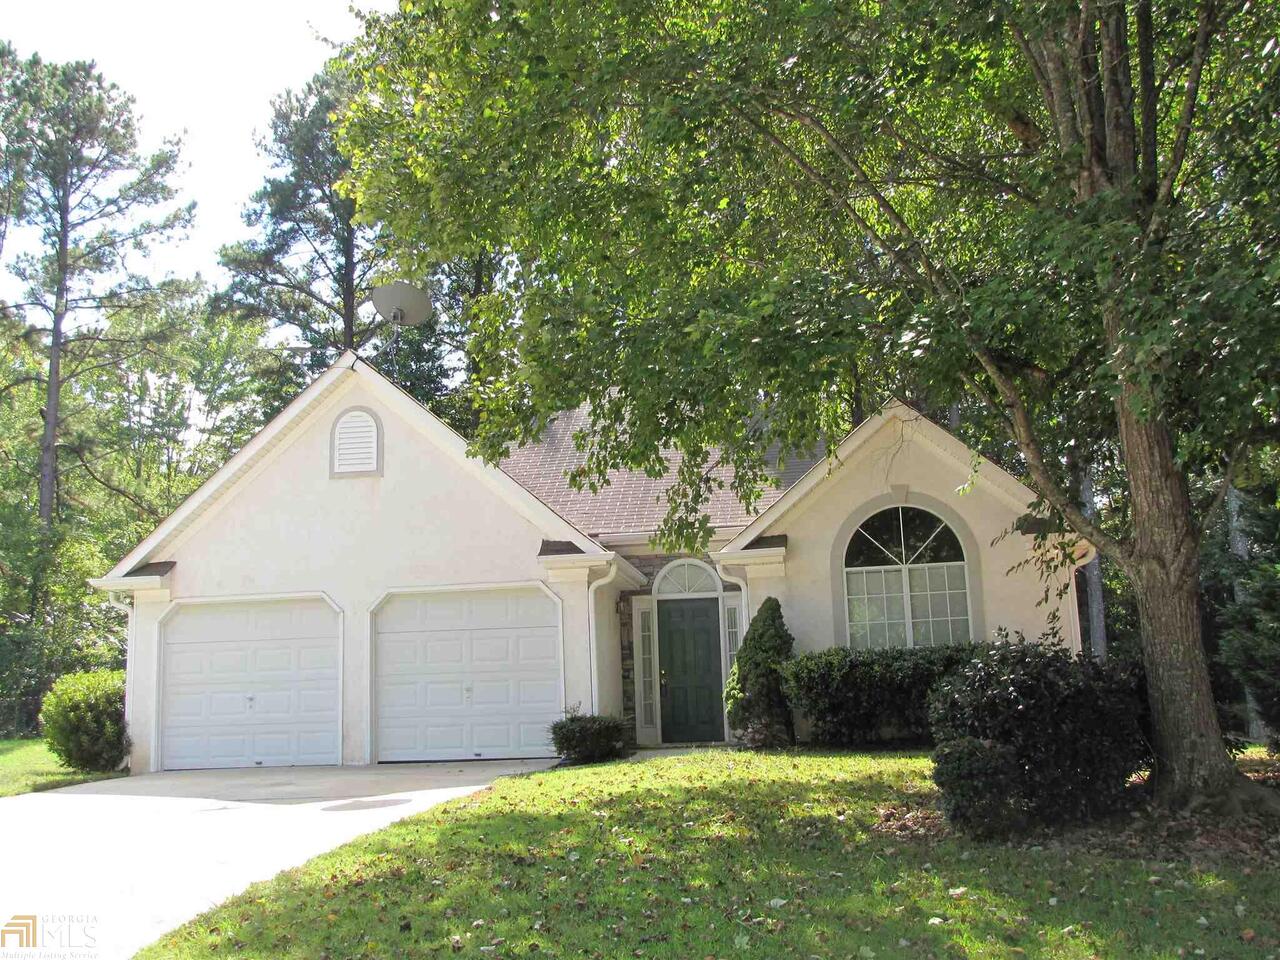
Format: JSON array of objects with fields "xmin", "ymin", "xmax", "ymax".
[
  {"xmin": 97, "ymin": 352, "xmax": 608, "ymax": 582},
  {"xmin": 719, "ymin": 401, "xmax": 1039, "ymax": 553},
  {"xmin": 500, "ymin": 404, "xmax": 823, "ymax": 536}
]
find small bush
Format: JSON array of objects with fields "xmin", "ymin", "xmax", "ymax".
[
  {"xmin": 931, "ymin": 737, "xmax": 1022, "ymax": 834},
  {"xmin": 781, "ymin": 645, "xmax": 980, "ymax": 746},
  {"xmin": 549, "ymin": 712, "xmax": 629, "ymax": 764},
  {"xmin": 1222, "ymin": 561, "xmax": 1280, "ymax": 750},
  {"xmin": 724, "ymin": 597, "xmax": 795, "ymax": 748},
  {"xmin": 40, "ymin": 669, "xmax": 129, "ymax": 772},
  {"xmin": 929, "ymin": 641, "xmax": 1148, "ymax": 828}
]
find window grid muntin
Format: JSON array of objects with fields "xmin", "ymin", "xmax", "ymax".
[
  {"xmin": 907, "ymin": 562, "xmax": 969, "ymax": 646},
  {"xmin": 639, "ymin": 609, "xmax": 656, "ymax": 727},
  {"xmin": 725, "ymin": 605, "xmax": 741, "ymax": 664},
  {"xmin": 655, "ymin": 560, "xmax": 719, "ymax": 596}
]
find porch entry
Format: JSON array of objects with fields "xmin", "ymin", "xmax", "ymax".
[{"xmin": 657, "ymin": 597, "xmax": 724, "ymax": 743}]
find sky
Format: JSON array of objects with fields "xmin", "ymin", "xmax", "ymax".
[{"xmin": 3, "ymin": 0, "xmax": 396, "ymax": 292}]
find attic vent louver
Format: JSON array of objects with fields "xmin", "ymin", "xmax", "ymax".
[{"xmin": 332, "ymin": 408, "xmax": 381, "ymax": 476}]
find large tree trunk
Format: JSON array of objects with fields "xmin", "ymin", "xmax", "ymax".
[{"xmin": 1117, "ymin": 392, "xmax": 1237, "ymax": 805}]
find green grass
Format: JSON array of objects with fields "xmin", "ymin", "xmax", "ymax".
[
  {"xmin": 141, "ymin": 750, "xmax": 1278, "ymax": 959},
  {"xmin": 0, "ymin": 737, "xmax": 122, "ymax": 797}
]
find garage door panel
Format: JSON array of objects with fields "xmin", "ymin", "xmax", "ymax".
[
  {"xmin": 517, "ymin": 629, "xmax": 559, "ymax": 664},
  {"xmin": 425, "ymin": 682, "xmax": 465, "ymax": 708},
  {"xmin": 161, "ymin": 598, "xmax": 340, "ymax": 770},
  {"xmin": 375, "ymin": 588, "xmax": 562, "ymax": 762}
]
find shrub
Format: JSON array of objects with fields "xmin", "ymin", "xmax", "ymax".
[
  {"xmin": 40, "ymin": 669, "xmax": 129, "ymax": 772},
  {"xmin": 782, "ymin": 644, "xmax": 980, "ymax": 746},
  {"xmin": 931, "ymin": 737, "xmax": 1022, "ymax": 834},
  {"xmin": 549, "ymin": 711, "xmax": 629, "ymax": 764},
  {"xmin": 929, "ymin": 641, "xmax": 1148, "ymax": 828},
  {"xmin": 1222, "ymin": 561, "xmax": 1280, "ymax": 752},
  {"xmin": 723, "ymin": 597, "xmax": 795, "ymax": 747}
]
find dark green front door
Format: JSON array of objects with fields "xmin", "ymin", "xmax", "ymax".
[{"xmin": 658, "ymin": 598, "xmax": 724, "ymax": 743}]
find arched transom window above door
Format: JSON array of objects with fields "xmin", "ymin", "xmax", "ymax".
[
  {"xmin": 844, "ymin": 506, "xmax": 970, "ymax": 650},
  {"xmin": 653, "ymin": 559, "xmax": 720, "ymax": 596}
]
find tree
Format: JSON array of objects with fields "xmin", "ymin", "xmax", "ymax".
[
  {"xmin": 6, "ymin": 56, "xmax": 191, "ymax": 536},
  {"xmin": 342, "ymin": 2, "xmax": 1280, "ymax": 809},
  {"xmin": 724, "ymin": 597, "xmax": 796, "ymax": 748},
  {"xmin": 220, "ymin": 63, "xmax": 476, "ymax": 431},
  {"xmin": 0, "ymin": 42, "xmax": 35, "ymax": 263},
  {"xmin": 220, "ymin": 65, "xmax": 382, "ymax": 354}
]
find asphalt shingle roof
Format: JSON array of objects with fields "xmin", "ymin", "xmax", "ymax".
[{"xmin": 499, "ymin": 405, "xmax": 822, "ymax": 536}]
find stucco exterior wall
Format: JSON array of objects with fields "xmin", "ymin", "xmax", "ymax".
[
  {"xmin": 733, "ymin": 416, "xmax": 1080, "ymax": 653},
  {"xmin": 123, "ymin": 376, "xmax": 594, "ymax": 772}
]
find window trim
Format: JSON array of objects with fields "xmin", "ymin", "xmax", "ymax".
[
  {"xmin": 330, "ymin": 406, "xmax": 384, "ymax": 478},
  {"xmin": 830, "ymin": 494, "xmax": 985, "ymax": 648}
]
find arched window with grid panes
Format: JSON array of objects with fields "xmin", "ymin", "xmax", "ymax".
[{"xmin": 843, "ymin": 506, "xmax": 970, "ymax": 649}]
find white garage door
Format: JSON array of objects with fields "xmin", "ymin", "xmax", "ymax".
[
  {"xmin": 160, "ymin": 597, "xmax": 341, "ymax": 770},
  {"xmin": 375, "ymin": 587, "xmax": 562, "ymax": 761}
]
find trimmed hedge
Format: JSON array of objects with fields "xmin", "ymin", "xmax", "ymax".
[
  {"xmin": 929, "ymin": 641, "xmax": 1149, "ymax": 829},
  {"xmin": 549, "ymin": 712, "xmax": 629, "ymax": 764},
  {"xmin": 781, "ymin": 645, "xmax": 980, "ymax": 746},
  {"xmin": 724, "ymin": 597, "xmax": 796, "ymax": 747},
  {"xmin": 932, "ymin": 736, "xmax": 1023, "ymax": 831},
  {"xmin": 40, "ymin": 669, "xmax": 129, "ymax": 772}
]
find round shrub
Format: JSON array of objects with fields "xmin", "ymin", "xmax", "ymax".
[
  {"xmin": 549, "ymin": 712, "xmax": 629, "ymax": 764},
  {"xmin": 782, "ymin": 644, "xmax": 980, "ymax": 746},
  {"xmin": 929, "ymin": 641, "xmax": 1148, "ymax": 828},
  {"xmin": 40, "ymin": 669, "xmax": 129, "ymax": 772},
  {"xmin": 931, "ymin": 737, "xmax": 1022, "ymax": 834},
  {"xmin": 724, "ymin": 597, "xmax": 795, "ymax": 748}
]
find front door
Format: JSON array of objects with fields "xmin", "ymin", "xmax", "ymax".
[{"xmin": 658, "ymin": 597, "xmax": 724, "ymax": 743}]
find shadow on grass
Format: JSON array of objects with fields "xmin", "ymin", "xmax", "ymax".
[{"xmin": 140, "ymin": 752, "xmax": 1278, "ymax": 959}]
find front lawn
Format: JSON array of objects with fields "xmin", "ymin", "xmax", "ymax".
[
  {"xmin": 0, "ymin": 737, "xmax": 122, "ymax": 797},
  {"xmin": 143, "ymin": 750, "xmax": 1279, "ymax": 959}
]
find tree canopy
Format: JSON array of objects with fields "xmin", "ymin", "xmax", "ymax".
[{"xmin": 341, "ymin": 0, "xmax": 1280, "ymax": 806}]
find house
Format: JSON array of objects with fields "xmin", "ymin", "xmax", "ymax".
[{"xmin": 90, "ymin": 351, "xmax": 1084, "ymax": 772}]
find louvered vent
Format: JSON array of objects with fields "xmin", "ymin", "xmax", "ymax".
[{"xmin": 332, "ymin": 409, "xmax": 380, "ymax": 475}]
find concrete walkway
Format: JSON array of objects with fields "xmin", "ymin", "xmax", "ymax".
[{"xmin": 0, "ymin": 760, "xmax": 554, "ymax": 959}]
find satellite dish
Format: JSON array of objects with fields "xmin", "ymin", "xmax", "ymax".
[{"xmin": 370, "ymin": 281, "xmax": 433, "ymax": 328}]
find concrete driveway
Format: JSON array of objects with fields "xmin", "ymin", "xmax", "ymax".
[{"xmin": 0, "ymin": 760, "xmax": 554, "ymax": 960}]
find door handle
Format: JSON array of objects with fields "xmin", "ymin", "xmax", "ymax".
[{"xmin": 659, "ymin": 670, "xmax": 669, "ymax": 692}]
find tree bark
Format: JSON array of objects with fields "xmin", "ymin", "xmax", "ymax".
[{"xmin": 1116, "ymin": 386, "xmax": 1236, "ymax": 805}]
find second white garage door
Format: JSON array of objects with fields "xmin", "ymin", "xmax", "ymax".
[{"xmin": 374, "ymin": 587, "xmax": 562, "ymax": 761}]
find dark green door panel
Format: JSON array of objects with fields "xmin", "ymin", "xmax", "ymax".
[{"xmin": 658, "ymin": 598, "xmax": 724, "ymax": 743}]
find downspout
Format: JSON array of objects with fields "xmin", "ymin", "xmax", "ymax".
[
  {"xmin": 586, "ymin": 561, "xmax": 620, "ymax": 715},
  {"xmin": 715, "ymin": 562, "xmax": 750, "ymax": 618}
]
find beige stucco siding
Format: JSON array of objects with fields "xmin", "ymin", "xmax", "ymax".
[
  {"xmin": 737, "ymin": 416, "xmax": 1080, "ymax": 653},
  {"xmin": 125, "ymin": 376, "xmax": 594, "ymax": 772}
]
